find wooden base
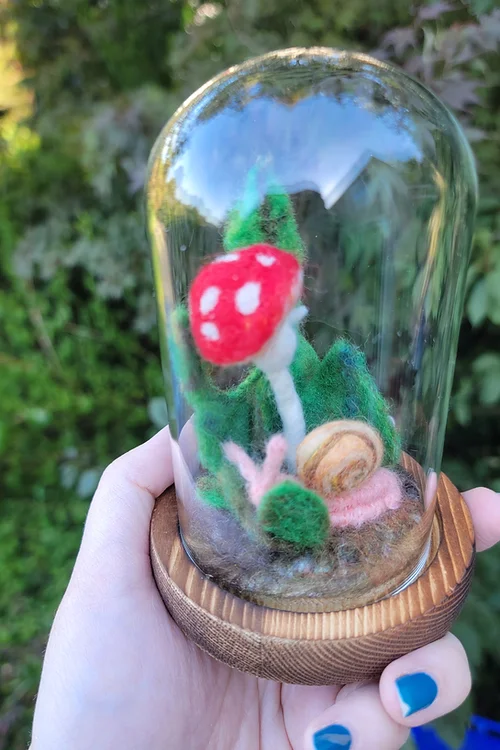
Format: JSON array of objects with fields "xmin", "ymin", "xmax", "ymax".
[{"xmin": 150, "ymin": 472, "xmax": 475, "ymax": 685}]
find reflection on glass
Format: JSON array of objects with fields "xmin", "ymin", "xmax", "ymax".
[{"xmin": 147, "ymin": 48, "xmax": 477, "ymax": 612}]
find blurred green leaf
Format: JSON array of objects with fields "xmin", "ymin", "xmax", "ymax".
[
  {"xmin": 148, "ymin": 396, "xmax": 169, "ymax": 429},
  {"xmin": 467, "ymin": 279, "xmax": 487, "ymax": 326},
  {"xmin": 76, "ymin": 468, "xmax": 102, "ymax": 498},
  {"xmin": 472, "ymin": 353, "xmax": 500, "ymax": 405}
]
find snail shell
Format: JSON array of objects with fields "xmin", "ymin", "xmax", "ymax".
[{"xmin": 296, "ymin": 420, "xmax": 384, "ymax": 496}]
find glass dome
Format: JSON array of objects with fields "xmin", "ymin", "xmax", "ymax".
[{"xmin": 146, "ymin": 48, "xmax": 477, "ymax": 612}]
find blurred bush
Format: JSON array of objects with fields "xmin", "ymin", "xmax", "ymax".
[{"xmin": 0, "ymin": 1, "xmax": 499, "ymax": 747}]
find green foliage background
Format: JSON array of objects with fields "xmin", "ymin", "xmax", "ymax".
[{"xmin": 0, "ymin": 1, "xmax": 499, "ymax": 747}]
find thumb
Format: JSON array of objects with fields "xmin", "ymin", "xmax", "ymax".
[{"xmin": 73, "ymin": 427, "xmax": 173, "ymax": 594}]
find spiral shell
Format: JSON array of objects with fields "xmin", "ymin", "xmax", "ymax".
[{"xmin": 296, "ymin": 420, "xmax": 384, "ymax": 496}]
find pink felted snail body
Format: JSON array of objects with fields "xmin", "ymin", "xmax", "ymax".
[{"xmin": 325, "ymin": 468, "xmax": 403, "ymax": 528}]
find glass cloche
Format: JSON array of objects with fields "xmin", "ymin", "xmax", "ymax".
[{"xmin": 146, "ymin": 48, "xmax": 477, "ymax": 612}]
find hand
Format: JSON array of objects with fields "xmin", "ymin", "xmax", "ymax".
[{"xmin": 31, "ymin": 428, "xmax": 500, "ymax": 750}]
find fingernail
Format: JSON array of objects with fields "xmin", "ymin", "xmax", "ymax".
[
  {"xmin": 395, "ymin": 672, "xmax": 438, "ymax": 717},
  {"xmin": 313, "ymin": 724, "xmax": 352, "ymax": 750}
]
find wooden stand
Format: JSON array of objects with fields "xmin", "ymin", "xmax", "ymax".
[{"xmin": 150, "ymin": 471, "xmax": 475, "ymax": 685}]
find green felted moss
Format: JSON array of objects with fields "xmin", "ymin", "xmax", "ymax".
[
  {"xmin": 224, "ymin": 205, "xmax": 266, "ymax": 251},
  {"xmin": 318, "ymin": 339, "xmax": 401, "ymax": 464},
  {"xmin": 265, "ymin": 189, "xmax": 305, "ymax": 262},
  {"xmin": 258, "ymin": 481, "xmax": 330, "ymax": 550},
  {"xmin": 197, "ymin": 474, "xmax": 229, "ymax": 510},
  {"xmin": 223, "ymin": 176, "xmax": 304, "ymax": 262}
]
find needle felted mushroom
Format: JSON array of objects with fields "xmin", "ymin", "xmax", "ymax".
[{"xmin": 189, "ymin": 243, "xmax": 307, "ymax": 470}]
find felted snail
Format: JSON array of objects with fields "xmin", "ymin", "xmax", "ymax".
[{"xmin": 296, "ymin": 420, "xmax": 384, "ymax": 496}]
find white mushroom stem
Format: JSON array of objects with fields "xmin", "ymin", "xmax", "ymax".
[
  {"xmin": 254, "ymin": 306, "xmax": 308, "ymax": 471},
  {"xmin": 265, "ymin": 369, "xmax": 305, "ymax": 470}
]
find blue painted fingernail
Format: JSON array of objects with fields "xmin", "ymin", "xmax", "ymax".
[
  {"xmin": 313, "ymin": 724, "xmax": 352, "ymax": 750},
  {"xmin": 395, "ymin": 672, "xmax": 438, "ymax": 717}
]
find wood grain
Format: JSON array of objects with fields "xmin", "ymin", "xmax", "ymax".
[{"xmin": 150, "ymin": 466, "xmax": 475, "ymax": 685}]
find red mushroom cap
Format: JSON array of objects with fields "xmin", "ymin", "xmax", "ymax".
[{"xmin": 189, "ymin": 244, "xmax": 303, "ymax": 367}]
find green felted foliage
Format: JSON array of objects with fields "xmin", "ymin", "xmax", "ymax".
[
  {"xmin": 265, "ymin": 190, "xmax": 306, "ymax": 263},
  {"xmin": 318, "ymin": 339, "xmax": 401, "ymax": 464},
  {"xmin": 223, "ymin": 205, "xmax": 266, "ymax": 251},
  {"xmin": 258, "ymin": 481, "xmax": 330, "ymax": 550},
  {"xmin": 196, "ymin": 474, "xmax": 230, "ymax": 510},
  {"xmin": 170, "ymin": 308, "xmax": 400, "ymax": 526},
  {"xmin": 223, "ymin": 177, "xmax": 305, "ymax": 262},
  {"xmin": 247, "ymin": 334, "xmax": 400, "ymax": 465}
]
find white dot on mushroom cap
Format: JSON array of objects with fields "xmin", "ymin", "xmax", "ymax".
[
  {"xmin": 235, "ymin": 282, "xmax": 261, "ymax": 316},
  {"xmin": 200, "ymin": 286, "xmax": 220, "ymax": 315},
  {"xmin": 200, "ymin": 322, "xmax": 220, "ymax": 341},
  {"xmin": 214, "ymin": 253, "xmax": 240, "ymax": 263},
  {"xmin": 256, "ymin": 254, "xmax": 276, "ymax": 267}
]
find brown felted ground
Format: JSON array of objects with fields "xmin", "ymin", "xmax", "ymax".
[{"xmin": 181, "ymin": 468, "xmax": 429, "ymax": 613}]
